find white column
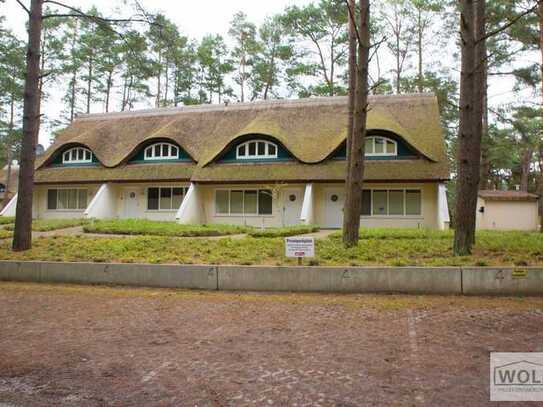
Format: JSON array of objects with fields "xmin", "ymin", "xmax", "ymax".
[
  {"xmin": 300, "ymin": 183, "xmax": 314, "ymax": 225},
  {"xmin": 85, "ymin": 183, "xmax": 117, "ymax": 219},
  {"xmin": 177, "ymin": 183, "xmax": 203, "ymax": 224},
  {"xmin": 0, "ymin": 193, "xmax": 17, "ymax": 217},
  {"xmin": 437, "ymin": 183, "xmax": 450, "ymax": 230}
]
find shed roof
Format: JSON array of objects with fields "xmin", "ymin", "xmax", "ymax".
[{"xmin": 478, "ymin": 190, "xmax": 539, "ymax": 202}]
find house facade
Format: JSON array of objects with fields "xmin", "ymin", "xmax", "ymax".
[{"xmin": 2, "ymin": 94, "xmax": 450, "ymax": 229}]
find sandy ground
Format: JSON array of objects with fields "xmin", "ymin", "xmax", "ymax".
[{"xmin": 0, "ymin": 282, "xmax": 542, "ymax": 406}]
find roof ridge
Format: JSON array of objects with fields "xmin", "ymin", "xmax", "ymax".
[{"xmin": 75, "ymin": 93, "xmax": 436, "ymax": 122}]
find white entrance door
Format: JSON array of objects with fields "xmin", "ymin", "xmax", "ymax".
[
  {"xmin": 324, "ymin": 189, "xmax": 345, "ymax": 228},
  {"xmin": 282, "ymin": 189, "xmax": 303, "ymax": 226},
  {"xmin": 123, "ymin": 189, "xmax": 140, "ymax": 218}
]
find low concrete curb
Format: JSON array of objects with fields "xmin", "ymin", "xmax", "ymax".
[
  {"xmin": 0, "ymin": 261, "xmax": 218, "ymax": 290},
  {"xmin": 0, "ymin": 261, "xmax": 542, "ymax": 295},
  {"xmin": 462, "ymin": 267, "xmax": 543, "ymax": 295},
  {"xmin": 219, "ymin": 266, "xmax": 461, "ymax": 294}
]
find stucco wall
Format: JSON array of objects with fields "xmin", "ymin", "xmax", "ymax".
[
  {"xmin": 313, "ymin": 182, "xmax": 439, "ymax": 229},
  {"xmin": 35, "ymin": 183, "xmax": 190, "ymax": 221},
  {"xmin": 199, "ymin": 183, "xmax": 307, "ymax": 227},
  {"xmin": 34, "ymin": 185, "xmax": 101, "ymax": 219},
  {"xmin": 476, "ymin": 197, "xmax": 539, "ymax": 231}
]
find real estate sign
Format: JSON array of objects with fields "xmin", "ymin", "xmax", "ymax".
[{"xmin": 285, "ymin": 237, "xmax": 315, "ymax": 258}]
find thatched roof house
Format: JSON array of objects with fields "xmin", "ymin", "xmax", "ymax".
[{"xmin": 12, "ymin": 94, "xmax": 451, "ymax": 229}]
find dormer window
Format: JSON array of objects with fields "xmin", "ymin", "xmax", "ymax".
[
  {"xmin": 62, "ymin": 147, "xmax": 93, "ymax": 164},
  {"xmin": 144, "ymin": 143, "xmax": 179, "ymax": 160},
  {"xmin": 236, "ymin": 140, "xmax": 278, "ymax": 160},
  {"xmin": 365, "ymin": 136, "xmax": 397, "ymax": 156}
]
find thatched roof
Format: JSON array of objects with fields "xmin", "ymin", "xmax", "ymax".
[
  {"xmin": 35, "ymin": 94, "xmax": 449, "ymax": 184},
  {"xmin": 479, "ymin": 190, "xmax": 539, "ymax": 202}
]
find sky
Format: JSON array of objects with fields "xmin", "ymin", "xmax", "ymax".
[
  {"xmin": 0, "ymin": 0, "xmax": 533, "ymax": 147},
  {"xmin": 1, "ymin": 0, "xmax": 315, "ymax": 146}
]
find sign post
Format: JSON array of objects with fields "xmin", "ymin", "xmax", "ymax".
[{"xmin": 285, "ymin": 237, "xmax": 315, "ymax": 265}]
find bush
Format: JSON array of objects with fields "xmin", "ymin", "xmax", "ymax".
[
  {"xmin": 248, "ymin": 225, "xmax": 320, "ymax": 238},
  {"xmin": 83, "ymin": 219, "xmax": 250, "ymax": 237},
  {"xmin": 4, "ymin": 218, "xmax": 90, "ymax": 232}
]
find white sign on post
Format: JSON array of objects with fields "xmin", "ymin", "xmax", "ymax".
[{"xmin": 285, "ymin": 237, "xmax": 315, "ymax": 258}]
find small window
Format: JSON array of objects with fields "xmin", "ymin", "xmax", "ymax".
[
  {"xmin": 406, "ymin": 190, "xmax": 422, "ymax": 215},
  {"xmin": 373, "ymin": 190, "xmax": 387, "ymax": 215},
  {"xmin": 365, "ymin": 136, "xmax": 397, "ymax": 157},
  {"xmin": 62, "ymin": 147, "xmax": 93, "ymax": 164},
  {"xmin": 216, "ymin": 190, "xmax": 229, "ymax": 214},
  {"xmin": 147, "ymin": 186, "xmax": 188, "ymax": 211},
  {"xmin": 236, "ymin": 139, "xmax": 279, "ymax": 160},
  {"xmin": 388, "ymin": 190, "xmax": 404, "ymax": 215},
  {"xmin": 230, "ymin": 190, "xmax": 244, "ymax": 214},
  {"xmin": 47, "ymin": 188, "xmax": 87, "ymax": 210},
  {"xmin": 147, "ymin": 188, "xmax": 159, "ymax": 210},
  {"xmin": 258, "ymin": 190, "xmax": 273, "ymax": 215},
  {"xmin": 244, "ymin": 190, "xmax": 258, "ymax": 214},
  {"xmin": 144, "ymin": 142, "xmax": 180, "ymax": 160},
  {"xmin": 215, "ymin": 189, "xmax": 273, "ymax": 215},
  {"xmin": 361, "ymin": 189, "xmax": 371, "ymax": 216}
]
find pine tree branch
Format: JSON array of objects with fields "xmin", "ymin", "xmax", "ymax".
[
  {"xmin": 478, "ymin": 4, "xmax": 538, "ymax": 43},
  {"xmin": 14, "ymin": 0, "xmax": 30, "ymax": 15}
]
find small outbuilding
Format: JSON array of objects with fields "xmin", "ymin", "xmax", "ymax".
[{"xmin": 476, "ymin": 190, "xmax": 540, "ymax": 231}]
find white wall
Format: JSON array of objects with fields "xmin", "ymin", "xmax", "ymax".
[
  {"xmin": 300, "ymin": 183, "xmax": 314, "ymax": 225},
  {"xmin": 34, "ymin": 185, "xmax": 101, "ymax": 219},
  {"xmin": 177, "ymin": 183, "xmax": 204, "ymax": 224},
  {"xmin": 199, "ymin": 183, "xmax": 306, "ymax": 227},
  {"xmin": 85, "ymin": 183, "xmax": 118, "ymax": 219},
  {"xmin": 313, "ymin": 182, "xmax": 440, "ymax": 229},
  {"xmin": 476, "ymin": 197, "xmax": 539, "ymax": 231}
]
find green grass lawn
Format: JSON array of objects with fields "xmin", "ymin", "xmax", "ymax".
[
  {"xmin": 4, "ymin": 219, "xmax": 90, "ymax": 232},
  {"xmin": 83, "ymin": 219, "xmax": 250, "ymax": 237},
  {"xmin": 248, "ymin": 224, "xmax": 320, "ymax": 238},
  {"xmin": 0, "ymin": 228, "xmax": 541, "ymax": 266},
  {"xmin": 0, "ymin": 229, "xmax": 12, "ymax": 239},
  {"xmin": 0, "ymin": 216, "xmax": 14, "ymax": 225}
]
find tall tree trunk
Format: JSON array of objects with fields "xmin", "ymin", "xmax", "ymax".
[
  {"xmin": 453, "ymin": 0, "xmax": 484, "ymax": 255},
  {"xmin": 13, "ymin": 0, "xmax": 43, "ymax": 251},
  {"xmin": 105, "ymin": 70, "xmax": 113, "ymax": 113},
  {"xmin": 155, "ymin": 51, "xmax": 162, "ymax": 108},
  {"xmin": 417, "ymin": 8, "xmax": 423, "ymax": 93},
  {"xmin": 538, "ymin": 1, "xmax": 543, "ymax": 231},
  {"xmin": 86, "ymin": 54, "xmax": 93, "ymax": 114},
  {"xmin": 343, "ymin": 0, "xmax": 370, "ymax": 247},
  {"xmin": 520, "ymin": 147, "xmax": 533, "ymax": 192},
  {"xmin": 2, "ymin": 93, "xmax": 15, "ymax": 208},
  {"xmin": 164, "ymin": 63, "xmax": 169, "ymax": 106},
  {"xmin": 70, "ymin": 69, "xmax": 77, "ymax": 121}
]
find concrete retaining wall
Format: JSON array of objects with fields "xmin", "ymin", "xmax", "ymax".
[
  {"xmin": 462, "ymin": 267, "xmax": 543, "ymax": 295},
  {"xmin": 0, "ymin": 261, "xmax": 218, "ymax": 290},
  {"xmin": 219, "ymin": 266, "xmax": 460, "ymax": 294},
  {"xmin": 1, "ymin": 261, "xmax": 543, "ymax": 295}
]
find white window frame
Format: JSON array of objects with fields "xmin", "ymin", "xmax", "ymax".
[
  {"xmin": 144, "ymin": 143, "xmax": 180, "ymax": 161},
  {"xmin": 236, "ymin": 140, "xmax": 279, "ymax": 160},
  {"xmin": 214, "ymin": 188, "xmax": 273, "ymax": 216},
  {"xmin": 62, "ymin": 147, "xmax": 93, "ymax": 164},
  {"xmin": 146, "ymin": 186, "xmax": 188, "ymax": 211},
  {"xmin": 47, "ymin": 187, "xmax": 88, "ymax": 212},
  {"xmin": 365, "ymin": 136, "xmax": 398, "ymax": 157},
  {"xmin": 361, "ymin": 188, "xmax": 422, "ymax": 217}
]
